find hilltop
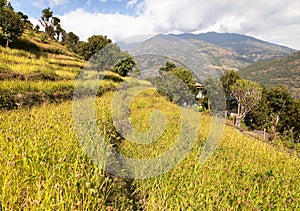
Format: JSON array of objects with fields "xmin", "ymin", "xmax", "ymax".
[{"xmin": 239, "ymin": 51, "xmax": 300, "ymax": 98}]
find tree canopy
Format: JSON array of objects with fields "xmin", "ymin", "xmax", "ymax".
[
  {"xmin": 39, "ymin": 8, "xmax": 63, "ymax": 41},
  {"xmin": 230, "ymin": 79, "xmax": 262, "ymax": 119},
  {"xmin": 0, "ymin": 6, "xmax": 25, "ymax": 47},
  {"xmin": 220, "ymin": 70, "xmax": 241, "ymax": 97},
  {"xmin": 245, "ymin": 85, "xmax": 300, "ymax": 141}
]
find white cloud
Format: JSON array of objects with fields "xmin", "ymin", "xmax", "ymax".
[
  {"xmin": 60, "ymin": 0, "xmax": 300, "ymax": 49},
  {"xmin": 59, "ymin": 9, "xmax": 154, "ymax": 41},
  {"xmin": 100, "ymin": 0, "xmax": 107, "ymax": 2},
  {"xmin": 127, "ymin": 0, "xmax": 138, "ymax": 7}
]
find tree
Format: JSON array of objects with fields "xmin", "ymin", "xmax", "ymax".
[
  {"xmin": 88, "ymin": 43, "xmax": 135, "ymax": 78},
  {"xmin": 66, "ymin": 32, "xmax": 79, "ymax": 51},
  {"xmin": 34, "ymin": 24, "xmax": 40, "ymax": 32},
  {"xmin": 230, "ymin": 79, "xmax": 262, "ymax": 126},
  {"xmin": 0, "ymin": 8, "xmax": 24, "ymax": 47},
  {"xmin": 203, "ymin": 77, "xmax": 226, "ymax": 113},
  {"xmin": 220, "ymin": 70, "xmax": 241, "ymax": 111},
  {"xmin": 112, "ymin": 56, "xmax": 136, "ymax": 77},
  {"xmin": 220, "ymin": 70, "xmax": 241, "ymax": 97},
  {"xmin": 53, "ymin": 17, "xmax": 63, "ymax": 41},
  {"xmin": 40, "ymin": 8, "xmax": 54, "ymax": 38},
  {"xmin": 17, "ymin": 11, "xmax": 33, "ymax": 29},
  {"xmin": 151, "ymin": 62, "xmax": 200, "ymax": 106},
  {"xmin": 85, "ymin": 35, "xmax": 112, "ymax": 60},
  {"xmin": 159, "ymin": 61, "xmax": 176, "ymax": 72},
  {"xmin": 0, "ymin": 0, "xmax": 7, "ymax": 8},
  {"xmin": 39, "ymin": 8, "xmax": 63, "ymax": 40},
  {"xmin": 60, "ymin": 30, "xmax": 67, "ymax": 45},
  {"xmin": 159, "ymin": 62, "xmax": 197, "ymax": 95},
  {"xmin": 245, "ymin": 85, "xmax": 299, "ymax": 140}
]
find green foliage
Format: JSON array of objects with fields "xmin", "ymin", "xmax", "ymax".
[
  {"xmin": 150, "ymin": 74, "xmax": 196, "ymax": 106},
  {"xmin": 66, "ymin": 32, "xmax": 79, "ymax": 52},
  {"xmin": 34, "ymin": 24, "xmax": 40, "ymax": 32},
  {"xmin": 203, "ymin": 77, "xmax": 226, "ymax": 112},
  {"xmin": 17, "ymin": 11, "xmax": 33, "ymax": 29},
  {"xmin": 159, "ymin": 61, "xmax": 176, "ymax": 72},
  {"xmin": 112, "ymin": 56, "xmax": 136, "ymax": 77},
  {"xmin": 170, "ymin": 67, "xmax": 198, "ymax": 95},
  {"xmin": 230, "ymin": 79, "xmax": 262, "ymax": 118},
  {"xmin": 0, "ymin": 0, "xmax": 7, "ymax": 8},
  {"xmin": 39, "ymin": 8, "xmax": 54, "ymax": 38},
  {"xmin": 89, "ymin": 43, "xmax": 123, "ymax": 71},
  {"xmin": 81, "ymin": 35, "xmax": 112, "ymax": 60},
  {"xmin": 245, "ymin": 85, "xmax": 300, "ymax": 142},
  {"xmin": 39, "ymin": 8, "xmax": 63, "ymax": 41},
  {"xmin": 150, "ymin": 62, "xmax": 199, "ymax": 106},
  {"xmin": 220, "ymin": 70, "xmax": 241, "ymax": 97},
  {"xmin": 0, "ymin": 8, "xmax": 25, "ymax": 47}
]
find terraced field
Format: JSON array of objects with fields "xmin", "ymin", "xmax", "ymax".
[
  {"xmin": 1, "ymin": 90, "xmax": 300, "ymax": 210},
  {"xmin": 1, "ymin": 31, "xmax": 300, "ymax": 210}
]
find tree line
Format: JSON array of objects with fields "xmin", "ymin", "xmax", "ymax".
[
  {"xmin": 0, "ymin": 2, "xmax": 113, "ymax": 61},
  {"xmin": 156, "ymin": 62, "xmax": 300, "ymax": 143}
]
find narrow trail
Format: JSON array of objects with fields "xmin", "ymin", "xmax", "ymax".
[{"xmin": 104, "ymin": 105, "xmax": 144, "ymax": 210}]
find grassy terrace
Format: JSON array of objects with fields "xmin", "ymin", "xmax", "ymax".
[{"xmin": 1, "ymin": 90, "xmax": 300, "ymax": 210}]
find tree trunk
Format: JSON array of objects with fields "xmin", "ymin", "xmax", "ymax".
[
  {"xmin": 6, "ymin": 39, "xmax": 9, "ymax": 48},
  {"xmin": 271, "ymin": 114, "xmax": 280, "ymax": 140}
]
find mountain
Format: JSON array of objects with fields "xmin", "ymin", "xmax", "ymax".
[
  {"xmin": 172, "ymin": 32, "xmax": 295, "ymax": 64},
  {"xmin": 239, "ymin": 51, "xmax": 300, "ymax": 99},
  {"xmin": 123, "ymin": 32, "xmax": 296, "ymax": 76},
  {"xmin": 126, "ymin": 34, "xmax": 221, "ymax": 80}
]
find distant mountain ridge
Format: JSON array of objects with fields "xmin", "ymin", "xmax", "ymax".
[
  {"xmin": 171, "ymin": 32, "xmax": 295, "ymax": 64},
  {"xmin": 120, "ymin": 32, "xmax": 296, "ymax": 76},
  {"xmin": 239, "ymin": 51, "xmax": 300, "ymax": 99}
]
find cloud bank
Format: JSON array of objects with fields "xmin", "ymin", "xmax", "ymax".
[{"xmin": 58, "ymin": 0, "xmax": 300, "ymax": 49}]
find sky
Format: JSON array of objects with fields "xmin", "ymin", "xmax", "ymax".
[{"xmin": 11, "ymin": 0, "xmax": 300, "ymax": 49}]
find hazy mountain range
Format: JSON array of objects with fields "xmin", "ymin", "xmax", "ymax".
[{"xmin": 118, "ymin": 32, "xmax": 299, "ymax": 97}]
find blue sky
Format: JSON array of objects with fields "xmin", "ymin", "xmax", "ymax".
[
  {"xmin": 11, "ymin": 0, "xmax": 139, "ymax": 19},
  {"xmin": 10, "ymin": 0, "xmax": 300, "ymax": 49}
]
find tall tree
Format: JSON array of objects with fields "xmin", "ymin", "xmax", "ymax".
[
  {"xmin": 159, "ymin": 61, "xmax": 176, "ymax": 72},
  {"xmin": 85, "ymin": 35, "xmax": 112, "ymax": 60},
  {"xmin": 0, "ymin": 8, "xmax": 24, "ymax": 47},
  {"xmin": 220, "ymin": 70, "xmax": 241, "ymax": 97},
  {"xmin": 66, "ymin": 32, "xmax": 79, "ymax": 51},
  {"xmin": 230, "ymin": 79, "xmax": 262, "ymax": 126},
  {"xmin": 53, "ymin": 17, "xmax": 63, "ymax": 41},
  {"xmin": 40, "ymin": 8, "xmax": 54, "ymax": 38},
  {"xmin": 17, "ymin": 11, "xmax": 33, "ymax": 29}
]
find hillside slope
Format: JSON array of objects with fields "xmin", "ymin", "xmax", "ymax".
[
  {"xmin": 0, "ymin": 31, "xmax": 122, "ymax": 109},
  {"xmin": 239, "ymin": 51, "xmax": 300, "ymax": 98}
]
